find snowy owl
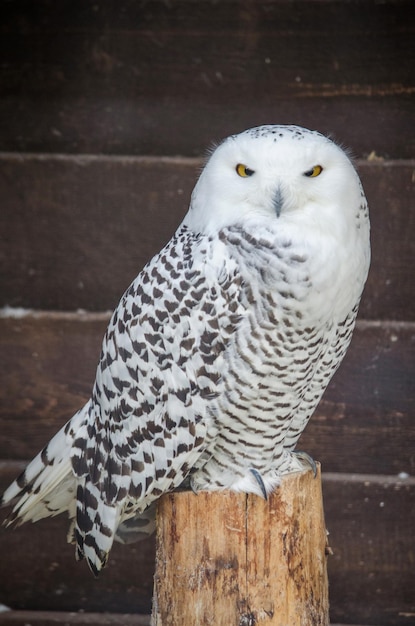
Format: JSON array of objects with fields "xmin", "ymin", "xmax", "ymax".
[{"xmin": 1, "ymin": 125, "xmax": 370, "ymax": 575}]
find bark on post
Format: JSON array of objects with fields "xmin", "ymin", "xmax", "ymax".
[{"xmin": 152, "ymin": 465, "xmax": 329, "ymax": 626}]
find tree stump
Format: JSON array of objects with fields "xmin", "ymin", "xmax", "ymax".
[{"xmin": 152, "ymin": 465, "xmax": 329, "ymax": 626}]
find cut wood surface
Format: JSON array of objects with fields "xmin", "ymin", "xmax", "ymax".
[
  {"xmin": 0, "ymin": 156, "xmax": 414, "ymax": 320},
  {"xmin": 0, "ymin": 315, "xmax": 413, "ymax": 476},
  {"xmin": 0, "ymin": 0, "xmax": 413, "ymax": 157},
  {"xmin": 152, "ymin": 468, "xmax": 329, "ymax": 626}
]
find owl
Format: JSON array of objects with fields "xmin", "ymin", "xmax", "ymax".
[{"xmin": 1, "ymin": 125, "xmax": 370, "ymax": 575}]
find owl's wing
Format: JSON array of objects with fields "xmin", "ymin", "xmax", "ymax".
[
  {"xmin": 68, "ymin": 225, "xmax": 243, "ymax": 571},
  {"xmin": 1, "ymin": 225, "xmax": 243, "ymax": 574}
]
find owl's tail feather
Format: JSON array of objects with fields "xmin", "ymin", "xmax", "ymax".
[
  {"xmin": 71, "ymin": 479, "xmax": 121, "ymax": 576},
  {"xmin": 70, "ymin": 499, "xmax": 157, "ymax": 575},
  {"xmin": 0, "ymin": 407, "xmax": 87, "ymax": 527},
  {"xmin": 1, "ymin": 402, "xmax": 124, "ymax": 575}
]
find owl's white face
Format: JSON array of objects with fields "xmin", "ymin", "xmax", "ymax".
[{"xmin": 184, "ymin": 125, "xmax": 365, "ymax": 244}]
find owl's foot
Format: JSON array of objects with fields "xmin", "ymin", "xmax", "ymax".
[{"xmin": 293, "ymin": 451, "xmax": 317, "ymax": 477}]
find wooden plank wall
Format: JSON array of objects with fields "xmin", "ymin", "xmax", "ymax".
[{"xmin": 0, "ymin": 1, "xmax": 414, "ymax": 625}]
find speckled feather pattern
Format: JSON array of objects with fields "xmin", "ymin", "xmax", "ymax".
[{"xmin": 1, "ymin": 125, "xmax": 370, "ymax": 574}]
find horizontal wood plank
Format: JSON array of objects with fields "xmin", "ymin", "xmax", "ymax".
[
  {"xmin": 0, "ymin": 315, "xmax": 414, "ymax": 475},
  {"xmin": 0, "ymin": 469, "xmax": 414, "ymax": 625},
  {"xmin": 0, "ymin": 97, "xmax": 413, "ymax": 161},
  {"xmin": 0, "ymin": 0, "xmax": 413, "ymax": 157},
  {"xmin": 0, "ymin": 611, "xmax": 150, "ymax": 625},
  {"xmin": 359, "ymin": 161, "xmax": 415, "ymax": 321},
  {"xmin": 0, "ymin": 156, "xmax": 413, "ymax": 319},
  {"xmin": 0, "ymin": 155, "xmax": 194, "ymax": 313},
  {"xmin": 323, "ymin": 473, "xmax": 415, "ymax": 626},
  {"xmin": 2, "ymin": 0, "xmax": 413, "ymax": 96}
]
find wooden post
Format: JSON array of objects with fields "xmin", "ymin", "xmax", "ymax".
[{"xmin": 152, "ymin": 465, "xmax": 329, "ymax": 626}]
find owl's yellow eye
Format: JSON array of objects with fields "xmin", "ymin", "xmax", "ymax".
[
  {"xmin": 236, "ymin": 163, "xmax": 255, "ymax": 178},
  {"xmin": 304, "ymin": 165, "xmax": 323, "ymax": 178}
]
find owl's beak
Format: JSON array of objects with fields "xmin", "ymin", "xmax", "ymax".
[{"xmin": 273, "ymin": 186, "xmax": 283, "ymax": 217}]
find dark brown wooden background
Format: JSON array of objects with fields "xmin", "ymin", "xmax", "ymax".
[{"xmin": 0, "ymin": 2, "xmax": 414, "ymax": 625}]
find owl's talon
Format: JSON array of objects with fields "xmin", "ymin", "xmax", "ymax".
[
  {"xmin": 293, "ymin": 451, "xmax": 317, "ymax": 477},
  {"xmin": 250, "ymin": 468, "xmax": 268, "ymax": 500}
]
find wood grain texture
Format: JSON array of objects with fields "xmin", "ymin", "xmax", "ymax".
[
  {"xmin": 153, "ymin": 468, "xmax": 329, "ymax": 626},
  {"xmin": 1, "ymin": 156, "xmax": 414, "ymax": 319},
  {"xmin": 0, "ymin": 0, "xmax": 413, "ymax": 157},
  {"xmin": 0, "ymin": 315, "xmax": 414, "ymax": 475}
]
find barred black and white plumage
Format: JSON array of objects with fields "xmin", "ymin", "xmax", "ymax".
[{"xmin": 1, "ymin": 125, "xmax": 370, "ymax": 574}]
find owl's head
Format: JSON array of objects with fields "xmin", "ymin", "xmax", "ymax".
[{"xmin": 184, "ymin": 125, "xmax": 368, "ymax": 242}]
